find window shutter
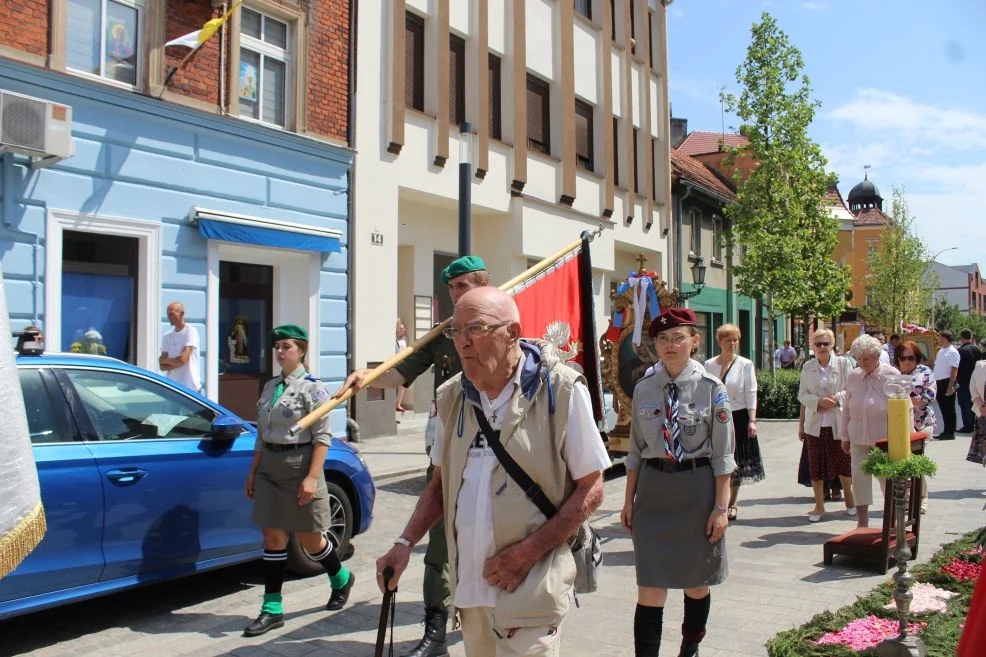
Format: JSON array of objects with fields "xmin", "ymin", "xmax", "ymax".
[
  {"xmin": 449, "ymin": 35, "xmax": 465, "ymax": 125},
  {"xmin": 488, "ymin": 53, "xmax": 502, "ymax": 140},
  {"xmin": 405, "ymin": 13, "xmax": 424, "ymax": 111},
  {"xmin": 526, "ymin": 76, "xmax": 550, "ymax": 153}
]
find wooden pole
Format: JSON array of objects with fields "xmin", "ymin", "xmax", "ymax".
[{"xmin": 288, "ymin": 227, "xmax": 602, "ymax": 436}]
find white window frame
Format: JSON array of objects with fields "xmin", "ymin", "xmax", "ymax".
[
  {"xmin": 236, "ymin": 6, "xmax": 292, "ymax": 128},
  {"xmin": 712, "ymin": 216, "xmax": 723, "ymax": 263},
  {"xmin": 689, "ymin": 209, "xmax": 702, "ymax": 256},
  {"xmin": 45, "ymin": 210, "xmax": 161, "ymax": 372},
  {"xmin": 65, "ymin": 0, "xmax": 144, "ymax": 90}
]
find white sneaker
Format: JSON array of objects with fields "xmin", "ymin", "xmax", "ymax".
[{"xmin": 846, "ymin": 508, "xmax": 858, "ymax": 517}]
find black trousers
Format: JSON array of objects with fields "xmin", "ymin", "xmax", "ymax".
[
  {"xmin": 936, "ymin": 379, "xmax": 956, "ymax": 435},
  {"xmin": 957, "ymin": 380, "xmax": 975, "ymax": 430}
]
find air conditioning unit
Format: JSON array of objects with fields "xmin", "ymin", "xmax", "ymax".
[{"xmin": 0, "ymin": 89, "xmax": 74, "ymax": 168}]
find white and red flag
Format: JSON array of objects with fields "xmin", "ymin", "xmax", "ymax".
[{"xmin": 506, "ymin": 232, "xmax": 604, "ymax": 426}]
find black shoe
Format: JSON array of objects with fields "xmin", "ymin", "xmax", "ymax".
[
  {"xmin": 934, "ymin": 433, "xmax": 955, "ymax": 441},
  {"xmin": 958, "ymin": 426, "xmax": 974, "ymax": 434},
  {"xmin": 326, "ymin": 572, "xmax": 355, "ymax": 611},
  {"xmin": 401, "ymin": 607, "xmax": 449, "ymax": 657},
  {"xmin": 678, "ymin": 642, "xmax": 700, "ymax": 657},
  {"xmin": 244, "ymin": 612, "xmax": 284, "ymax": 637}
]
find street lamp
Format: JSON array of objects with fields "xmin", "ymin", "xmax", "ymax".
[
  {"xmin": 458, "ymin": 122, "xmax": 474, "ymax": 256},
  {"xmin": 677, "ymin": 257, "xmax": 707, "ymax": 305},
  {"xmin": 927, "ymin": 246, "xmax": 957, "ymax": 330}
]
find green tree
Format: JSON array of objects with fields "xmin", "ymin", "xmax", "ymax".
[
  {"xmin": 930, "ymin": 299, "xmax": 986, "ymax": 339},
  {"xmin": 721, "ymin": 13, "xmax": 848, "ymax": 359},
  {"xmin": 865, "ymin": 188, "xmax": 933, "ymax": 332}
]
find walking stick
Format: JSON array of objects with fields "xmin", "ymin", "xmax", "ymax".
[{"xmin": 374, "ymin": 566, "xmax": 396, "ymax": 657}]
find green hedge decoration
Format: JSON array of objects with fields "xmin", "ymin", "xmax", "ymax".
[
  {"xmin": 860, "ymin": 448, "xmax": 938, "ymax": 479},
  {"xmin": 756, "ymin": 368, "xmax": 802, "ymax": 419}
]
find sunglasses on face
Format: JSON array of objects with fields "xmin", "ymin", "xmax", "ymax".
[
  {"xmin": 899, "ymin": 354, "xmax": 917, "ymax": 362},
  {"xmin": 814, "ymin": 342, "xmax": 832, "ymax": 347}
]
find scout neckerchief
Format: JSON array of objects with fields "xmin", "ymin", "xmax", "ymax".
[
  {"xmin": 271, "ymin": 375, "xmax": 290, "ymax": 406},
  {"xmin": 663, "ymin": 381, "xmax": 684, "ymax": 462}
]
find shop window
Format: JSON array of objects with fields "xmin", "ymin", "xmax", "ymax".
[
  {"xmin": 66, "ymin": 0, "xmax": 142, "ymax": 86},
  {"xmin": 61, "ymin": 230, "xmax": 139, "ymax": 363},
  {"xmin": 237, "ymin": 7, "xmax": 291, "ymax": 126},
  {"xmin": 405, "ymin": 12, "xmax": 425, "ymax": 111},
  {"xmin": 526, "ymin": 75, "xmax": 551, "ymax": 155}
]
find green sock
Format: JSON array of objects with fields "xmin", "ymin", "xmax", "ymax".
[
  {"xmin": 329, "ymin": 566, "xmax": 350, "ymax": 590},
  {"xmin": 261, "ymin": 592, "xmax": 283, "ymax": 615}
]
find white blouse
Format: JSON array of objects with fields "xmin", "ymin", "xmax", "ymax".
[{"xmin": 703, "ymin": 355, "xmax": 758, "ymax": 412}]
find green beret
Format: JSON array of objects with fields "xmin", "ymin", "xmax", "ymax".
[
  {"xmin": 440, "ymin": 255, "xmax": 487, "ymax": 284},
  {"xmin": 270, "ymin": 324, "xmax": 308, "ymax": 345}
]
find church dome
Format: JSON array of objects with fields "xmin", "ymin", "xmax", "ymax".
[{"xmin": 848, "ymin": 178, "xmax": 880, "ymax": 201}]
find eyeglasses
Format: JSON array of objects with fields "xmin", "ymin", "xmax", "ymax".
[
  {"xmin": 656, "ymin": 333, "xmax": 691, "ymax": 347},
  {"xmin": 442, "ymin": 321, "xmax": 510, "ymax": 340},
  {"xmin": 813, "ymin": 342, "xmax": 832, "ymax": 347},
  {"xmin": 899, "ymin": 354, "xmax": 917, "ymax": 362}
]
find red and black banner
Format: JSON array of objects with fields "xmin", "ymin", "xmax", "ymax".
[{"xmin": 510, "ymin": 232, "xmax": 604, "ymax": 426}]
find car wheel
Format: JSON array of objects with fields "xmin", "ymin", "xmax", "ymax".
[{"xmin": 285, "ymin": 480, "xmax": 354, "ymax": 577}]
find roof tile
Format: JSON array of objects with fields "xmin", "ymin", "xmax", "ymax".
[{"xmin": 678, "ymin": 131, "xmax": 749, "ymax": 156}]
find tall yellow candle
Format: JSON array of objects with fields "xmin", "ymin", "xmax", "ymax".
[{"xmin": 887, "ymin": 398, "xmax": 912, "ymax": 462}]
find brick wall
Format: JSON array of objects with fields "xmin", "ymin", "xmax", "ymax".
[
  {"xmin": 165, "ymin": 0, "xmax": 222, "ymax": 106},
  {"xmin": 0, "ymin": 0, "xmax": 49, "ymax": 59},
  {"xmin": 305, "ymin": 0, "xmax": 349, "ymax": 142}
]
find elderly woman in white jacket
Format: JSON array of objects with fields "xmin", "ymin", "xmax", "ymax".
[{"xmin": 797, "ymin": 329, "xmax": 855, "ymax": 522}]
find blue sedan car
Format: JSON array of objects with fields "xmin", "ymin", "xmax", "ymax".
[{"xmin": 0, "ymin": 350, "xmax": 375, "ymax": 620}]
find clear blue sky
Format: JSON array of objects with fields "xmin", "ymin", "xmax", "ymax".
[{"xmin": 667, "ymin": 0, "xmax": 986, "ymax": 267}]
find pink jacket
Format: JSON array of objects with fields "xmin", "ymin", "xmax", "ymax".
[{"xmin": 839, "ymin": 363, "xmax": 901, "ymax": 446}]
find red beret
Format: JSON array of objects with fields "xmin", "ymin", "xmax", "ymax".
[{"xmin": 648, "ymin": 307, "xmax": 697, "ymax": 338}]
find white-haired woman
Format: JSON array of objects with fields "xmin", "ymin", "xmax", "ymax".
[
  {"xmin": 797, "ymin": 329, "xmax": 854, "ymax": 522},
  {"xmin": 839, "ymin": 334, "xmax": 900, "ymax": 528}
]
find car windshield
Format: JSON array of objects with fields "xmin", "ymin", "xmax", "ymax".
[{"xmin": 64, "ymin": 368, "xmax": 217, "ymax": 440}]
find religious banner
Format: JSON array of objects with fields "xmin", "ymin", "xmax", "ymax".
[
  {"xmin": 508, "ymin": 232, "xmax": 604, "ymax": 425},
  {"xmin": 0, "ymin": 265, "xmax": 46, "ymax": 579}
]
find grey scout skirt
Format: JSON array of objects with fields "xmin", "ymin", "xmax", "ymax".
[
  {"xmin": 252, "ymin": 446, "xmax": 331, "ymax": 533},
  {"xmin": 631, "ymin": 460, "xmax": 728, "ymax": 588}
]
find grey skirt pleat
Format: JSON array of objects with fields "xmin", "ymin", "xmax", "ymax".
[
  {"xmin": 252, "ymin": 447, "xmax": 330, "ymax": 533},
  {"xmin": 631, "ymin": 462, "xmax": 728, "ymax": 588}
]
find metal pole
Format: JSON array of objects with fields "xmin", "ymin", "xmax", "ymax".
[{"xmin": 458, "ymin": 122, "xmax": 472, "ymax": 256}]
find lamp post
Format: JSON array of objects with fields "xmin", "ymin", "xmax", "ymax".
[
  {"xmin": 677, "ymin": 257, "xmax": 707, "ymax": 305},
  {"xmin": 927, "ymin": 246, "xmax": 957, "ymax": 330},
  {"xmin": 458, "ymin": 122, "xmax": 474, "ymax": 256}
]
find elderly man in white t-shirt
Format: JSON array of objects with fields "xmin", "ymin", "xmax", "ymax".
[
  {"xmin": 376, "ymin": 287, "xmax": 611, "ymax": 656},
  {"xmin": 159, "ymin": 301, "xmax": 201, "ymax": 392}
]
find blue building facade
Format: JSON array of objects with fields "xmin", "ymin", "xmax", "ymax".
[{"xmin": 0, "ymin": 59, "xmax": 351, "ymax": 434}]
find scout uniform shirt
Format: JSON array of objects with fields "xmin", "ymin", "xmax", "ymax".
[
  {"xmin": 255, "ymin": 365, "xmax": 333, "ymax": 450},
  {"xmin": 626, "ymin": 359, "xmax": 736, "ymax": 476}
]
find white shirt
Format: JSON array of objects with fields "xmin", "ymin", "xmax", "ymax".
[
  {"xmin": 430, "ymin": 379, "xmax": 611, "ymax": 609},
  {"xmin": 773, "ymin": 349, "xmax": 782, "ymax": 369},
  {"xmin": 162, "ymin": 324, "xmax": 201, "ymax": 392},
  {"xmin": 879, "ymin": 349, "xmax": 891, "ymax": 365},
  {"xmin": 703, "ymin": 355, "xmax": 757, "ymax": 411},
  {"xmin": 933, "ymin": 344, "xmax": 960, "ymax": 381}
]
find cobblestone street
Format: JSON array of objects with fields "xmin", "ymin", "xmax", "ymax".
[{"xmin": 3, "ymin": 420, "xmax": 984, "ymax": 656}]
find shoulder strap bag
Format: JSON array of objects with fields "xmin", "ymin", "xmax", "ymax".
[{"xmin": 472, "ymin": 407, "xmax": 602, "ymax": 594}]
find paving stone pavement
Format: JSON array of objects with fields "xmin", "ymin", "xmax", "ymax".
[{"xmin": 2, "ymin": 419, "xmax": 984, "ymax": 656}]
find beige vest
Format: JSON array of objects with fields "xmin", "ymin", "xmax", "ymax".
[{"xmin": 436, "ymin": 341, "xmax": 583, "ymax": 627}]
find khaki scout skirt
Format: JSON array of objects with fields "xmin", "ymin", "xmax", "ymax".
[
  {"xmin": 631, "ymin": 461, "xmax": 728, "ymax": 588},
  {"xmin": 252, "ymin": 446, "xmax": 331, "ymax": 533}
]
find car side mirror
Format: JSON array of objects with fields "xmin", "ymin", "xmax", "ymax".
[{"xmin": 210, "ymin": 414, "xmax": 244, "ymax": 441}]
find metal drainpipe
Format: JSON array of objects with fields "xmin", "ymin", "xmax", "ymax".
[
  {"xmin": 675, "ymin": 181, "xmax": 694, "ymax": 292},
  {"xmin": 345, "ymin": 0, "xmax": 358, "ymax": 437}
]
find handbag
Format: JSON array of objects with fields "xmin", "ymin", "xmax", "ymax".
[
  {"xmin": 967, "ymin": 415, "xmax": 986, "ymax": 467},
  {"xmin": 472, "ymin": 407, "xmax": 602, "ymax": 594}
]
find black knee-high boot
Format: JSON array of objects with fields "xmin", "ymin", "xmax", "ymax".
[
  {"xmin": 679, "ymin": 592, "xmax": 711, "ymax": 657},
  {"xmin": 634, "ymin": 604, "xmax": 664, "ymax": 656}
]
